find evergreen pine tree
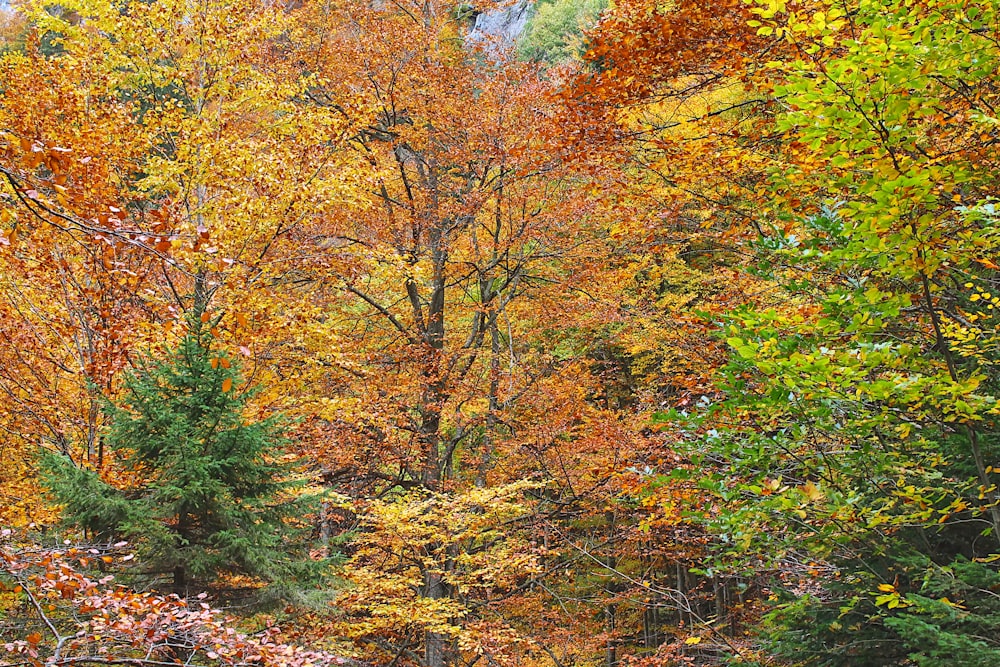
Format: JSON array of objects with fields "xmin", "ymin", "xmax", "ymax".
[{"xmin": 44, "ymin": 316, "xmax": 320, "ymax": 599}]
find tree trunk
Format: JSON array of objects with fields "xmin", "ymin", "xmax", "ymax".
[
  {"xmin": 173, "ymin": 565, "xmax": 187, "ymax": 598},
  {"xmin": 476, "ymin": 306, "xmax": 500, "ymax": 488},
  {"xmin": 604, "ymin": 602, "xmax": 617, "ymax": 667},
  {"xmin": 424, "ymin": 569, "xmax": 448, "ymax": 667}
]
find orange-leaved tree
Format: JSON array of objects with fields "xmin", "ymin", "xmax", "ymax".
[
  {"xmin": 268, "ymin": 1, "xmax": 641, "ymax": 664},
  {"xmin": 0, "ymin": 0, "xmax": 356, "ymax": 525}
]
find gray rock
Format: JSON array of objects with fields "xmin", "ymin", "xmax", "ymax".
[{"xmin": 468, "ymin": 1, "xmax": 532, "ymax": 49}]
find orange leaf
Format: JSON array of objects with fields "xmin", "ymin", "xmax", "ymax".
[{"xmin": 222, "ymin": 378, "xmax": 233, "ymax": 392}]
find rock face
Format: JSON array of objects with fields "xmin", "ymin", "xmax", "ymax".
[{"xmin": 468, "ymin": 1, "xmax": 532, "ymax": 48}]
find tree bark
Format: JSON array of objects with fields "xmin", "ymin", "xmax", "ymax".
[{"xmin": 423, "ymin": 569, "xmax": 448, "ymax": 667}]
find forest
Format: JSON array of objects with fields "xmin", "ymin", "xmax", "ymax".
[{"xmin": 1, "ymin": 0, "xmax": 999, "ymax": 665}]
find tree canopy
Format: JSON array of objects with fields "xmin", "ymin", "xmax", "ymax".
[{"xmin": 2, "ymin": 0, "xmax": 1000, "ymax": 665}]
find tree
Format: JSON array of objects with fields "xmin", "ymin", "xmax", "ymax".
[
  {"xmin": 277, "ymin": 3, "xmax": 641, "ymax": 664},
  {"xmin": 673, "ymin": 0, "xmax": 1000, "ymax": 662},
  {"xmin": 0, "ymin": 0, "xmax": 354, "ymax": 531},
  {"xmin": 517, "ymin": 0, "xmax": 607, "ymax": 65},
  {"xmin": 553, "ymin": 0, "xmax": 1000, "ymax": 662},
  {"xmin": 44, "ymin": 315, "xmax": 319, "ymax": 599}
]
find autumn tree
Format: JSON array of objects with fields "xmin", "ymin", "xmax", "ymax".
[
  {"xmin": 255, "ymin": 1, "xmax": 650, "ymax": 664},
  {"xmin": 287, "ymin": 3, "xmax": 613, "ymax": 491},
  {"xmin": 0, "ymin": 0, "xmax": 354, "ymax": 526},
  {"xmin": 0, "ymin": 0, "xmax": 645, "ymax": 661},
  {"xmin": 568, "ymin": 0, "xmax": 1000, "ymax": 662},
  {"xmin": 0, "ymin": 30, "xmax": 167, "ymax": 528}
]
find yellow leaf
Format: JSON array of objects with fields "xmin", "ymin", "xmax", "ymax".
[
  {"xmin": 877, "ymin": 583, "xmax": 895, "ymax": 592},
  {"xmin": 802, "ymin": 481, "xmax": 825, "ymax": 502},
  {"xmin": 684, "ymin": 636, "xmax": 702, "ymax": 645}
]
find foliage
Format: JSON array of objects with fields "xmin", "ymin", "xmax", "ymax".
[
  {"xmin": 668, "ymin": 0, "xmax": 1000, "ymax": 662},
  {"xmin": 0, "ymin": 537, "xmax": 349, "ymax": 667},
  {"xmin": 43, "ymin": 320, "xmax": 321, "ymax": 599},
  {"xmin": 4, "ymin": 0, "xmax": 1000, "ymax": 662},
  {"xmin": 336, "ymin": 482, "xmax": 545, "ymax": 665},
  {"xmin": 517, "ymin": 0, "xmax": 607, "ymax": 65},
  {"xmin": 762, "ymin": 550, "xmax": 1000, "ymax": 667}
]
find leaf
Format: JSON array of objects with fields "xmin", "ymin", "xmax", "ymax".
[
  {"xmin": 802, "ymin": 481, "xmax": 825, "ymax": 502},
  {"xmin": 221, "ymin": 378, "xmax": 233, "ymax": 392}
]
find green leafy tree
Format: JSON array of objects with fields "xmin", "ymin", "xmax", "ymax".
[
  {"xmin": 518, "ymin": 0, "xmax": 607, "ymax": 64},
  {"xmin": 670, "ymin": 0, "xmax": 1000, "ymax": 662},
  {"xmin": 44, "ymin": 317, "xmax": 320, "ymax": 599}
]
